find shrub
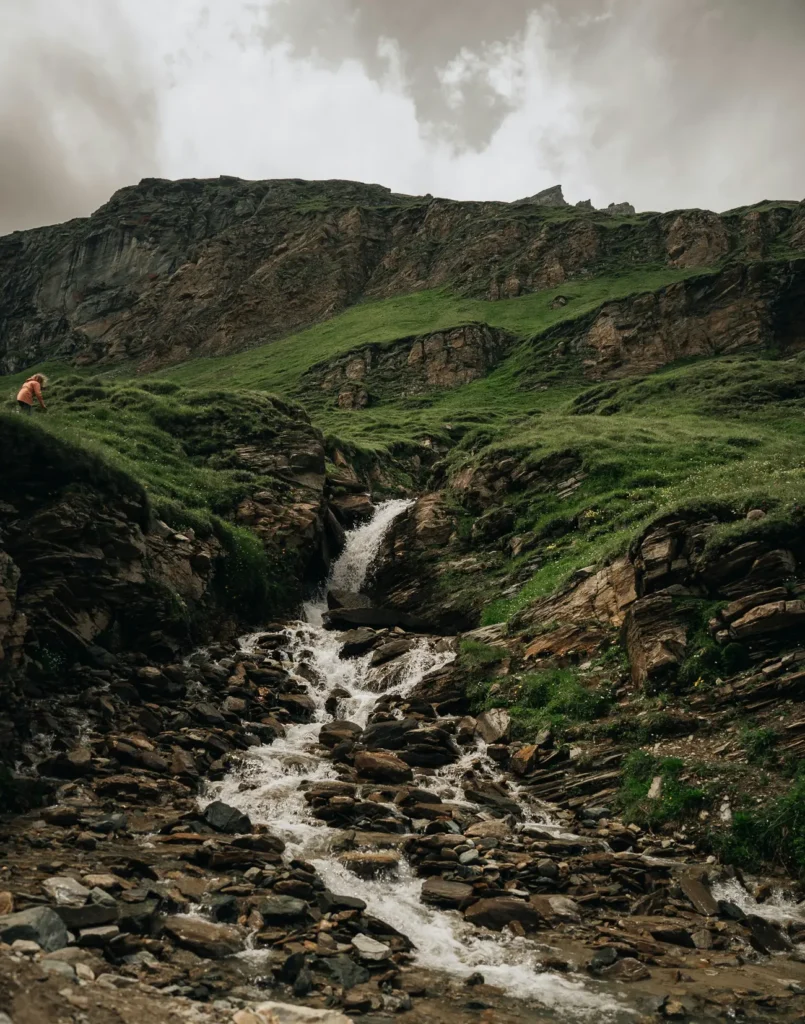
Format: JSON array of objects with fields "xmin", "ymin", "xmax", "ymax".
[
  {"xmin": 741, "ymin": 726, "xmax": 779, "ymax": 767},
  {"xmin": 618, "ymin": 750, "xmax": 707, "ymax": 827},
  {"xmin": 471, "ymin": 667, "xmax": 613, "ymax": 739},
  {"xmin": 718, "ymin": 771, "xmax": 805, "ymax": 879},
  {"xmin": 213, "ymin": 520, "xmax": 297, "ymax": 621}
]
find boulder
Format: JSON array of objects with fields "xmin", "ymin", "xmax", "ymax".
[
  {"xmin": 0, "ymin": 907, "xmax": 69, "ymax": 952},
  {"xmin": 464, "ymin": 897, "xmax": 541, "ymax": 932},
  {"xmin": 475, "ymin": 709, "xmax": 511, "ymax": 744},
  {"xmin": 420, "ymin": 878, "xmax": 473, "ymax": 908},
  {"xmin": 339, "ymin": 628, "xmax": 380, "ymax": 658},
  {"xmin": 54, "ymin": 904, "xmax": 118, "ymax": 930},
  {"xmin": 323, "ymin": 607, "xmax": 435, "ymax": 634},
  {"xmin": 354, "ymin": 751, "xmax": 413, "ymax": 784},
  {"xmin": 259, "ymin": 896, "xmax": 309, "ymax": 923},
  {"xmin": 330, "ymin": 492, "xmax": 375, "ymax": 528},
  {"xmin": 277, "ymin": 693, "xmax": 317, "ymax": 721},
  {"xmin": 351, "ymin": 933, "xmax": 391, "ymax": 961},
  {"xmin": 339, "ymin": 852, "xmax": 400, "ymax": 879},
  {"xmin": 529, "ymin": 895, "xmax": 581, "ymax": 924},
  {"xmin": 42, "ymin": 876, "xmax": 91, "ymax": 907},
  {"xmin": 370, "ymin": 638, "xmax": 415, "ymax": 666},
  {"xmin": 678, "ymin": 874, "xmax": 719, "ymax": 917},
  {"xmin": 510, "ymin": 744, "xmax": 540, "ymax": 776},
  {"xmin": 319, "ymin": 720, "xmax": 363, "ymax": 749},
  {"xmin": 361, "ymin": 718, "xmax": 418, "ymax": 750},
  {"xmin": 204, "ymin": 800, "xmax": 252, "ymax": 834},
  {"xmin": 465, "ymin": 820, "xmax": 510, "ymax": 840},
  {"xmin": 162, "ymin": 916, "xmax": 244, "ymax": 958},
  {"xmin": 327, "ymin": 589, "xmax": 373, "ymax": 611}
]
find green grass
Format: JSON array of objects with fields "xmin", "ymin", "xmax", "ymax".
[
  {"xmin": 151, "ymin": 267, "xmax": 711, "ymax": 398},
  {"xmin": 718, "ymin": 769, "xmax": 805, "ymax": 879},
  {"xmin": 4, "ymin": 264, "xmax": 804, "ymax": 633},
  {"xmin": 469, "ymin": 666, "xmax": 614, "ymax": 739},
  {"xmin": 2, "ymin": 378, "xmax": 302, "ymax": 531},
  {"xmin": 618, "ymin": 751, "xmax": 708, "ymax": 828}
]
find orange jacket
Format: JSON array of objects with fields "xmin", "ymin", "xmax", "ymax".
[{"xmin": 17, "ymin": 377, "xmax": 45, "ymax": 408}]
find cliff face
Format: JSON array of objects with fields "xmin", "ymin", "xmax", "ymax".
[
  {"xmin": 1, "ymin": 175, "xmax": 803, "ymax": 374},
  {"xmin": 298, "ymin": 323, "xmax": 516, "ymax": 408},
  {"xmin": 543, "ymin": 260, "xmax": 805, "ymax": 380}
]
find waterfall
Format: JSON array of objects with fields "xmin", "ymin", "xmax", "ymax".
[{"xmin": 206, "ymin": 502, "xmax": 623, "ymax": 1019}]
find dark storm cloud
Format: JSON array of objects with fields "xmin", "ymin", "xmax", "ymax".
[{"xmin": 0, "ymin": 1, "xmax": 159, "ymax": 234}]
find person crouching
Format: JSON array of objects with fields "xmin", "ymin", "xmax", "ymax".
[{"xmin": 17, "ymin": 373, "xmax": 48, "ymax": 414}]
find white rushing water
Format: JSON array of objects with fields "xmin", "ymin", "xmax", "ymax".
[{"xmin": 206, "ymin": 502, "xmax": 625, "ymax": 1019}]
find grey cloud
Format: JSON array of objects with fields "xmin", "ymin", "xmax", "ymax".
[
  {"xmin": 250, "ymin": 0, "xmax": 547, "ymax": 147},
  {"xmin": 0, "ymin": 1, "xmax": 159, "ymax": 234},
  {"xmin": 256, "ymin": 0, "xmax": 805, "ymax": 207}
]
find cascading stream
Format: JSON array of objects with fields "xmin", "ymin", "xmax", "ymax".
[{"xmin": 207, "ymin": 502, "xmax": 624, "ymax": 1019}]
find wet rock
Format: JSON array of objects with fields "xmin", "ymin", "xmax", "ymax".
[
  {"xmin": 354, "ymin": 750, "xmax": 413, "ymax": 784},
  {"xmin": 204, "ymin": 800, "xmax": 253, "ymax": 834},
  {"xmin": 278, "ymin": 693, "xmax": 317, "ymax": 721},
  {"xmin": 54, "ymin": 903, "xmax": 118, "ymax": 930},
  {"xmin": 361, "ymin": 718, "xmax": 418, "ymax": 750},
  {"xmin": 370, "ymin": 638, "xmax": 414, "ymax": 666},
  {"xmin": 339, "ymin": 628, "xmax": 380, "ymax": 658},
  {"xmin": 747, "ymin": 914, "xmax": 792, "ymax": 953},
  {"xmin": 162, "ymin": 915, "xmax": 244, "ymax": 958},
  {"xmin": 317, "ymin": 891, "xmax": 367, "ymax": 914},
  {"xmin": 0, "ymin": 907, "xmax": 69, "ymax": 952},
  {"xmin": 587, "ymin": 947, "xmax": 619, "ymax": 973},
  {"xmin": 421, "ymin": 878, "xmax": 474, "ymax": 908},
  {"xmin": 327, "ymin": 589, "xmax": 372, "ymax": 611},
  {"xmin": 259, "ymin": 895, "xmax": 309, "ymax": 923},
  {"xmin": 340, "ymin": 852, "xmax": 400, "ymax": 879},
  {"xmin": 598, "ymin": 957, "xmax": 651, "ymax": 982},
  {"xmin": 319, "ymin": 720, "xmax": 363, "ymax": 749},
  {"xmin": 475, "ymin": 709, "xmax": 511, "ymax": 744},
  {"xmin": 323, "ymin": 607, "xmax": 434, "ymax": 633},
  {"xmin": 464, "ymin": 897, "xmax": 541, "ymax": 932},
  {"xmin": 193, "ymin": 702, "xmax": 226, "ymax": 727},
  {"xmin": 320, "ymin": 954, "xmax": 371, "ymax": 989}
]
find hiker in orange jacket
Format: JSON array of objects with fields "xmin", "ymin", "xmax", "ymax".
[{"xmin": 16, "ymin": 373, "xmax": 47, "ymax": 414}]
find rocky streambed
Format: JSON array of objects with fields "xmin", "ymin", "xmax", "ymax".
[{"xmin": 3, "ymin": 504, "xmax": 805, "ymax": 1024}]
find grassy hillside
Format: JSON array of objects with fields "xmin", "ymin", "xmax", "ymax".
[
  {"xmin": 150, "ymin": 267, "xmax": 709, "ymax": 397},
  {"xmin": 3, "ymin": 258, "xmax": 804, "ymax": 627}
]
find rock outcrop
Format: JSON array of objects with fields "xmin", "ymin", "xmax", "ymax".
[
  {"xmin": 544, "ymin": 260, "xmax": 805, "ymax": 380},
  {"xmin": 2, "ymin": 176, "xmax": 803, "ymax": 373},
  {"xmin": 299, "ymin": 324, "xmax": 516, "ymax": 408},
  {"xmin": 517, "ymin": 511, "xmax": 805, "ymax": 689}
]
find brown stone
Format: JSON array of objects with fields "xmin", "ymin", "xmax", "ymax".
[
  {"xmin": 678, "ymin": 874, "xmax": 719, "ymax": 917},
  {"xmin": 420, "ymin": 878, "xmax": 473, "ymax": 909},
  {"xmin": 464, "ymin": 897, "xmax": 541, "ymax": 933},
  {"xmin": 354, "ymin": 751, "xmax": 413, "ymax": 784},
  {"xmin": 162, "ymin": 916, "xmax": 244, "ymax": 958}
]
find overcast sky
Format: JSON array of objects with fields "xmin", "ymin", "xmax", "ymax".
[{"xmin": 1, "ymin": 0, "xmax": 803, "ymax": 234}]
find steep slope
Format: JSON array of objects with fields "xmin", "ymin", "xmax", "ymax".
[{"xmin": 1, "ymin": 174, "xmax": 804, "ymax": 373}]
